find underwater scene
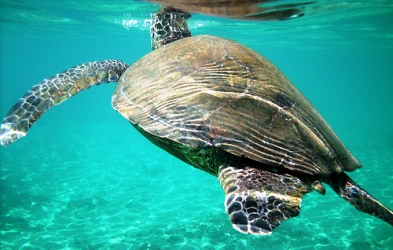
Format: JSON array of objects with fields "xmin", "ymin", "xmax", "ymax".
[{"xmin": 0, "ymin": 0, "xmax": 392, "ymax": 249}]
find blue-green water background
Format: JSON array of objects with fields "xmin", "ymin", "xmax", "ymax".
[{"xmin": 0, "ymin": 1, "xmax": 392, "ymax": 249}]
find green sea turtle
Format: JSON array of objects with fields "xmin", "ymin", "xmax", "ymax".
[{"xmin": 1, "ymin": 8, "xmax": 392, "ymax": 235}]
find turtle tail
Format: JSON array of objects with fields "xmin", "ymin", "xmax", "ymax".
[
  {"xmin": 327, "ymin": 172, "xmax": 393, "ymax": 226},
  {"xmin": 0, "ymin": 60, "xmax": 128, "ymax": 146}
]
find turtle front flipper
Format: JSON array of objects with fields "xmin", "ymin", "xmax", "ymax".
[
  {"xmin": 218, "ymin": 164, "xmax": 312, "ymax": 235},
  {"xmin": 0, "ymin": 60, "xmax": 128, "ymax": 146}
]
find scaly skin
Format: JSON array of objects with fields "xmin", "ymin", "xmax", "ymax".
[
  {"xmin": 326, "ymin": 172, "xmax": 393, "ymax": 226},
  {"xmin": 0, "ymin": 60, "xmax": 128, "ymax": 146},
  {"xmin": 218, "ymin": 163, "xmax": 312, "ymax": 234},
  {"xmin": 150, "ymin": 7, "xmax": 191, "ymax": 50}
]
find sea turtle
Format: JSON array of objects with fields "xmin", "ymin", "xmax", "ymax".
[{"xmin": 0, "ymin": 8, "xmax": 392, "ymax": 235}]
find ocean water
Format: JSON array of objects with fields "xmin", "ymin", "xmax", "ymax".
[{"xmin": 0, "ymin": 0, "xmax": 392, "ymax": 249}]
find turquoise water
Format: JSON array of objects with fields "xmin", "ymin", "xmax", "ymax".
[{"xmin": 0, "ymin": 0, "xmax": 393, "ymax": 249}]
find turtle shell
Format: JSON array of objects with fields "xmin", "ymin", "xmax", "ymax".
[{"xmin": 112, "ymin": 35, "xmax": 361, "ymax": 176}]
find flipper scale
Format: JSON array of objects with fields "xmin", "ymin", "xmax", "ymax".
[
  {"xmin": 218, "ymin": 164, "xmax": 312, "ymax": 234},
  {"xmin": 327, "ymin": 172, "xmax": 393, "ymax": 225},
  {"xmin": 0, "ymin": 60, "xmax": 128, "ymax": 146}
]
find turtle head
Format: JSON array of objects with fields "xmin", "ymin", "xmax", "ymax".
[{"xmin": 150, "ymin": 7, "xmax": 191, "ymax": 50}]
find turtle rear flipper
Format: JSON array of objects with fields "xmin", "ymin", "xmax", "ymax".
[
  {"xmin": 218, "ymin": 164, "xmax": 312, "ymax": 234},
  {"xmin": 327, "ymin": 172, "xmax": 393, "ymax": 225},
  {"xmin": 0, "ymin": 60, "xmax": 128, "ymax": 147}
]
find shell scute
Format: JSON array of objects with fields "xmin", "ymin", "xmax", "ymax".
[{"xmin": 113, "ymin": 35, "xmax": 361, "ymax": 176}]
